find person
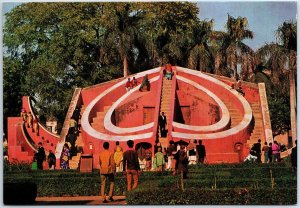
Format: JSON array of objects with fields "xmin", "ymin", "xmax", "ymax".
[
  {"xmin": 235, "ymin": 80, "xmax": 245, "ymax": 96},
  {"xmin": 36, "ymin": 142, "xmax": 46, "ymax": 170},
  {"xmin": 166, "ymin": 140, "xmax": 176, "ymax": 170},
  {"xmin": 125, "ymin": 78, "xmax": 132, "ymax": 92},
  {"xmin": 196, "ymin": 140, "xmax": 206, "ymax": 164},
  {"xmin": 48, "ymin": 150, "xmax": 56, "ymax": 170},
  {"xmin": 69, "ymin": 117, "xmax": 77, "ymax": 134},
  {"xmin": 131, "ymin": 77, "xmax": 139, "ymax": 88},
  {"xmin": 173, "ymin": 142, "xmax": 189, "ymax": 179},
  {"xmin": 252, "ymin": 139, "xmax": 262, "ymax": 163},
  {"xmin": 114, "ymin": 141, "xmax": 123, "ymax": 173},
  {"xmin": 244, "ymin": 146, "xmax": 257, "ymax": 162},
  {"xmin": 291, "ymin": 140, "xmax": 297, "ymax": 172},
  {"xmin": 20, "ymin": 108, "xmax": 27, "ymax": 122},
  {"xmin": 78, "ymin": 114, "xmax": 82, "ymax": 131},
  {"xmin": 154, "ymin": 147, "xmax": 165, "ymax": 171},
  {"xmin": 145, "ymin": 149, "xmax": 152, "ymax": 171},
  {"xmin": 187, "ymin": 140, "xmax": 197, "ymax": 165},
  {"xmin": 158, "ymin": 112, "xmax": 167, "ymax": 137},
  {"xmin": 60, "ymin": 143, "xmax": 70, "ymax": 169},
  {"xmin": 163, "ymin": 148, "xmax": 168, "ymax": 169},
  {"xmin": 99, "ymin": 142, "xmax": 116, "ymax": 203},
  {"xmin": 139, "ymin": 74, "xmax": 150, "ymax": 91},
  {"xmin": 123, "ymin": 140, "xmax": 140, "ymax": 191},
  {"xmin": 27, "ymin": 112, "xmax": 33, "ymax": 128},
  {"xmin": 33, "ymin": 116, "xmax": 39, "ymax": 136},
  {"xmin": 262, "ymin": 142, "xmax": 269, "ymax": 163},
  {"xmin": 268, "ymin": 142, "xmax": 273, "ymax": 163},
  {"xmin": 154, "ymin": 142, "xmax": 162, "ymax": 154},
  {"xmin": 272, "ymin": 141, "xmax": 280, "ymax": 162},
  {"xmin": 165, "ymin": 63, "xmax": 173, "ymax": 80}
]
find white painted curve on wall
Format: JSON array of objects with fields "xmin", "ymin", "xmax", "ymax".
[
  {"xmin": 104, "ymin": 76, "xmax": 159, "ymax": 134},
  {"xmin": 172, "ymin": 67, "xmax": 253, "ymax": 139},
  {"xmin": 173, "ymin": 75, "xmax": 230, "ymax": 132},
  {"xmin": 81, "ymin": 67, "xmax": 160, "ymax": 141}
]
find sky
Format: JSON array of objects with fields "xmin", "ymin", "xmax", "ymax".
[
  {"xmin": 1, "ymin": 1, "xmax": 298, "ymax": 51},
  {"xmin": 197, "ymin": 1, "xmax": 297, "ymax": 50}
]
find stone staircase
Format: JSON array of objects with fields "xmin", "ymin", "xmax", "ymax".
[
  {"xmin": 91, "ymin": 105, "xmax": 112, "ymax": 132},
  {"xmin": 69, "ymin": 153, "xmax": 82, "ymax": 170},
  {"xmin": 68, "ymin": 105, "xmax": 85, "ymax": 170},
  {"xmin": 223, "ymin": 101, "xmax": 243, "ymax": 128},
  {"xmin": 159, "ymin": 78, "xmax": 173, "ymax": 149},
  {"xmin": 247, "ymin": 102, "xmax": 264, "ymax": 146}
]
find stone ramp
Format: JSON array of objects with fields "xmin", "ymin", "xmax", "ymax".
[{"xmin": 35, "ymin": 195, "xmax": 126, "ymax": 205}]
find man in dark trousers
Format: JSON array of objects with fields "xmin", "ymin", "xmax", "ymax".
[
  {"xmin": 36, "ymin": 142, "xmax": 46, "ymax": 170},
  {"xmin": 196, "ymin": 140, "xmax": 206, "ymax": 164},
  {"xmin": 173, "ymin": 141, "xmax": 189, "ymax": 179},
  {"xmin": 252, "ymin": 139, "xmax": 262, "ymax": 163},
  {"xmin": 123, "ymin": 140, "xmax": 140, "ymax": 191},
  {"xmin": 158, "ymin": 112, "xmax": 167, "ymax": 137},
  {"xmin": 291, "ymin": 140, "xmax": 297, "ymax": 172}
]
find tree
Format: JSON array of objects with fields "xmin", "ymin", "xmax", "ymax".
[
  {"xmin": 3, "ymin": 3, "xmax": 122, "ymax": 127},
  {"xmin": 140, "ymin": 2, "xmax": 199, "ymax": 66},
  {"xmin": 187, "ymin": 19, "xmax": 214, "ymax": 73},
  {"xmin": 100, "ymin": 3, "xmax": 144, "ymax": 77},
  {"xmin": 215, "ymin": 15, "xmax": 254, "ymax": 79},
  {"xmin": 255, "ymin": 20, "xmax": 297, "ymax": 136}
]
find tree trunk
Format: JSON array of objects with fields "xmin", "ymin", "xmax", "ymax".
[{"xmin": 123, "ymin": 56, "xmax": 128, "ymax": 77}]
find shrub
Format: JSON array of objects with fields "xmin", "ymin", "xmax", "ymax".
[{"xmin": 126, "ymin": 188, "xmax": 297, "ymax": 205}]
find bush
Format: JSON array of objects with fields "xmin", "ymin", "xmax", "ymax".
[
  {"xmin": 126, "ymin": 188, "xmax": 297, "ymax": 205},
  {"xmin": 3, "ymin": 161, "xmax": 296, "ymax": 200}
]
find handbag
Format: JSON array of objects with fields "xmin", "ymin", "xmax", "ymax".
[{"xmin": 31, "ymin": 161, "xmax": 37, "ymax": 170}]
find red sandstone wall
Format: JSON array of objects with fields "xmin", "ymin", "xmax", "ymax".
[
  {"xmin": 115, "ymin": 89, "xmax": 158, "ymax": 128},
  {"xmin": 176, "ymin": 89, "xmax": 220, "ymax": 126}
]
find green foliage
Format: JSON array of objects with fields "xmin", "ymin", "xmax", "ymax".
[
  {"xmin": 268, "ymin": 85, "xmax": 291, "ymax": 136},
  {"xmin": 4, "ymin": 162, "xmax": 296, "ymax": 203},
  {"xmin": 126, "ymin": 188, "xmax": 297, "ymax": 205},
  {"xmin": 3, "ymin": 2, "xmax": 200, "ymax": 126}
]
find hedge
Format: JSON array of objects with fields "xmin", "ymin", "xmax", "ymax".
[
  {"xmin": 126, "ymin": 188, "xmax": 297, "ymax": 205},
  {"xmin": 4, "ymin": 161, "xmax": 296, "ymax": 198}
]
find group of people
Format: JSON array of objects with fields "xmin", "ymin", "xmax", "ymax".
[
  {"xmin": 99, "ymin": 140, "xmax": 140, "ymax": 203},
  {"xmin": 99, "ymin": 139, "xmax": 206, "ymax": 203},
  {"xmin": 32, "ymin": 141, "xmax": 70, "ymax": 170},
  {"xmin": 125, "ymin": 77, "xmax": 140, "ymax": 92},
  {"xmin": 125, "ymin": 63, "xmax": 174, "ymax": 93},
  {"xmin": 20, "ymin": 108, "xmax": 39, "ymax": 136},
  {"xmin": 163, "ymin": 63, "xmax": 174, "ymax": 80},
  {"xmin": 246, "ymin": 139, "xmax": 291, "ymax": 163}
]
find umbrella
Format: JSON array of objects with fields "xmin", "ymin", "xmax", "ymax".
[
  {"xmin": 174, "ymin": 139, "xmax": 189, "ymax": 146},
  {"xmin": 135, "ymin": 142, "xmax": 152, "ymax": 150}
]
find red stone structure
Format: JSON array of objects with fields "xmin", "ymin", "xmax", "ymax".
[{"xmin": 7, "ymin": 66, "xmax": 273, "ymax": 169}]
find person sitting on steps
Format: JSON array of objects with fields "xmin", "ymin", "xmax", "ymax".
[{"xmin": 139, "ymin": 74, "xmax": 150, "ymax": 92}]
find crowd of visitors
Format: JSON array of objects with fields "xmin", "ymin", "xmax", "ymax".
[{"xmin": 245, "ymin": 139, "xmax": 290, "ymax": 163}]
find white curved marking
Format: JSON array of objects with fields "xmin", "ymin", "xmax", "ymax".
[
  {"xmin": 173, "ymin": 76, "xmax": 230, "ymax": 132},
  {"xmin": 81, "ymin": 67, "xmax": 160, "ymax": 140},
  {"xmin": 104, "ymin": 76, "xmax": 159, "ymax": 134},
  {"xmin": 173, "ymin": 67, "xmax": 252, "ymax": 139},
  {"xmin": 27, "ymin": 97, "xmax": 60, "ymax": 138}
]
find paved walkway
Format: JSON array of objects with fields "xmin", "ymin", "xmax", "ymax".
[{"xmin": 35, "ymin": 196, "xmax": 126, "ymax": 205}]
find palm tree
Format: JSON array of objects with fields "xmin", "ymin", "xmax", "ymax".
[
  {"xmin": 256, "ymin": 20, "xmax": 297, "ymax": 140},
  {"xmin": 101, "ymin": 3, "xmax": 143, "ymax": 77},
  {"xmin": 187, "ymin": 20, "xmax": 214, "ymax": 73},
  {"xmin": 256, "ymin": 21, "xmax": 296, "ymax": 84},
  {"xmin": 216, "ymin": 15, "xmax": 254, "ymax": 79}
]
